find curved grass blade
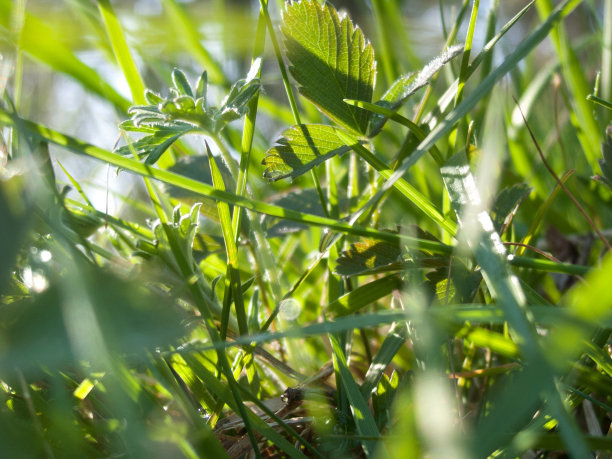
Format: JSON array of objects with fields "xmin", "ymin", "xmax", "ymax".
[
  {"xmin": 329, "ymin": 333, "xmax": 386, "ymax": 457},
  {"xmin": 0, "ymin": 2, "xmax": 130, "ymax": 111},
  {"xmin": 0, "ymin": 109, "xmax": 590, "ymax": 276},
  {"xmin": 97, "ymin": 0, "xmax": 146, "ymax": 104}
]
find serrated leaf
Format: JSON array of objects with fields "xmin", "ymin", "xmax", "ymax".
[
  {"xmin": 335, "ymin": 239, "xmax": 403, "ymax": 276},
  {"xmin": 282, "ymin": 0, "xmax": 376, "ymax": 135},
  {"xmin": 262, "ymin": 124, "xmax": 351, "ymax": 181},
  {"xmin": 490, "ymin": 183, "xmax": 532, "ymax": 233},
  {"xmin": 368, "ymin": 45, "xmax": 463, "ymax": 136}
]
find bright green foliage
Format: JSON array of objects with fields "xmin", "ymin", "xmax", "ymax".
[
  {"xmin": 282, "ymin": 0, "xmax": 375, "ymax": 135},
  {"xmin": 262, "ymin": 124, "xmax": 351, "ymax": 181},
  {"xmin": 120, "ymin": 63, "xmax": 261, "ymax": 164}
]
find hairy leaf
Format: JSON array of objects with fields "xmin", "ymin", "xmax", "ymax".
[
  {"xmin": 282, "ymin": 0, "xmax": 376, "ymax": 135},
  {"xmin": 262, "ymin": 124, "xmax": 352, "ymax": 181}
]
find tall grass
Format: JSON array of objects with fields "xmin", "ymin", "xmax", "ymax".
[{"xmin": 0, "ymin": 0, "xmax": 611, "ymax": 457}]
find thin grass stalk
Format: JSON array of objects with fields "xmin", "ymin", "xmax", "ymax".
[{"xmin": 258, "ymin": 0, "xmax": 329, "ymax": 217}]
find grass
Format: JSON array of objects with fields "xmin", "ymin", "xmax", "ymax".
[{"xmin": 0, "ymin": 0, "xmax": 611, "ymax": 457}]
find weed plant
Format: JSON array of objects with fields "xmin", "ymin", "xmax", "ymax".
[{"xmin": 0, "ymin": 0, "xmax": 611, "ymax": 457}]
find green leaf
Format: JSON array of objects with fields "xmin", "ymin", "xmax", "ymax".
[
  {"xmin": 360, "ymin": 323, "xmax": 407, "ymax": 398},
  {"xmin": 326, "ymin": 275, "xmax": 402, "ymax": 317},
  {"xmin": 282, "ymin": 0, "xmax": 376, "ymax": 135},
  {"xmin": 172, "ymin": 68, "xmax": 194, "ymax": 97},
  {"xmin": 262, "ymin": 124, "xmax": 351, "ymax": 181},
  {"xmin": 263, "ymin": 188, "xmax": 329, "ymax": 237},
  {"xmin": 118, "ymin": 124, "xmax": 196, "ymax": 165},
  {"xmin": 335, "ymin": 239, "xmax": 404, "ymax": 276}
]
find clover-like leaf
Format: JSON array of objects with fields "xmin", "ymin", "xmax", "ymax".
[
  {"xmin": 262, "ymin": 124, "xmax": 352, "ymax": 181},
  {"xmin": 282, "ymin": 0, "xmax": 376, "ymax": 135}
]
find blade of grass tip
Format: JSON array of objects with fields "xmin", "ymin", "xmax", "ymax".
[
  {"xmin": 329, "ymin": 333, "xmax": 387, "ymax": 457},
  {"xmin": 587, "ymin": 93, "xmax": 612, "ymax": 111},
  {"xmin": 360, "ymin": 322, "xmax": 407, "ymax": 399},
  {"xmin": 1, "ymin": 110, "xmax": 591, "ymax": 276},
  {"xmin": 56, "ymin": 160, "xmax": 94, "ymax": 208},
  {"xmin": 479, "ymin": 0, "xmax": 500, "ymax": 83},
  {"xmin": 334, "ymin": 129, "xmax": 457, "ymax": 236},
  {"xmin": 160, "ymin": 0, "xmax": 228, "ymax": 86},
  {"xmin": 414, "ymin": 0, "xmax": 471, "ymax": 123},
  {"xmin": 514, "ymin": 99, "xmax": 611, "ymax": 251},
  {"xmin": 536, "ymin": 0, "xmax": 601, "ymax": 167},
  {"xmin": 206, "ymin": 142, "xmax": 248, "ymax": 338},
  {"xmin": 97, "ymin": 0, "xmax": 146, "ymax": 105},
  {"xmin": 232, "ymin": 15, "xmax": 265, "ymax": 242},
  {"xmin": 448, "ymin": 0, "xmax": 480, "ymax": 153},
  {"xmin": 357, "ymin": 0, "xmax": 578, "ymax": 237},
  {"xmin": 454, "ymin": 0, "xmax": 480, "ymax": 107},
  {"xmin": 258, "ymin": 0, "xmax": 329, "ymax": 218}
]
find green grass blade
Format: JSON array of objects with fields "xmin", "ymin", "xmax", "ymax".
[
  {"xmin": 454, "ymin": 0, "xmax": 480, "ymax": 106},
  {"xmin": 206, "ymin": 143, "xmax": 247, "ymax": 338},
  {"xmin": 0, "ymin": 1, "xmax": 130, "ymax": 111},
  {"xmin": 360, "ymin": 322, "xmax": 407, "ymax": 398},
  {"xmin": 327, "ymin": 275, "xmax": 402, "ymax": 317},
  {"xmin": 97, "ymin": 0, "xmax": 146, "ymax": 104},
  {"xmin": 0, "ymin": 110, "xmax": 591, "ymax": 277},
  {"xmin": 536, "ymin": 0, "xmax": 601, "ymax": 167},
  {"xmin": 329, "ymin": 333, "xmax": 385, "ymax": 457},
  {"xmin": 358, "ymin": 0, "xmax": 579, "ymax": 228},
  {"xmin": 334, "ymin": 129, "xmax": 457, "ymax": 236}
]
